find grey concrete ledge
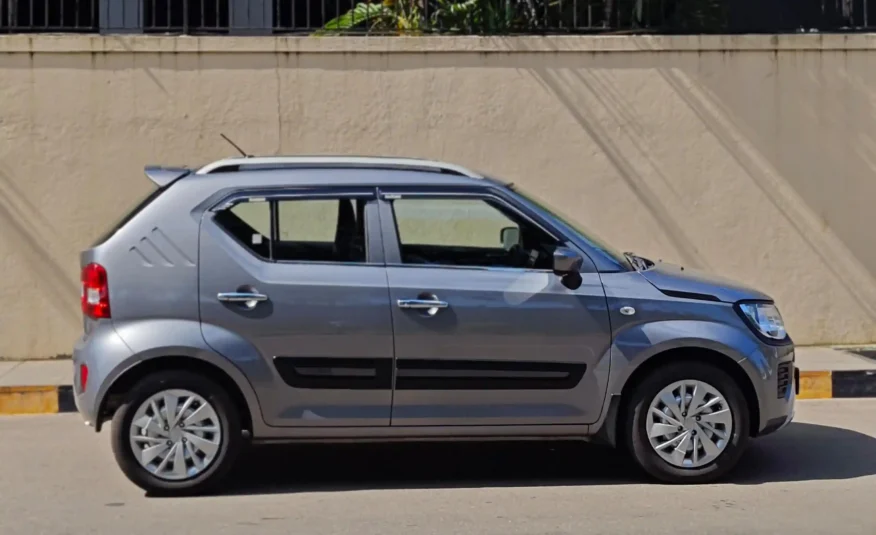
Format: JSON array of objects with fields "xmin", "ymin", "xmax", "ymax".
[{"xmin": 1, "ymin": 33, "xmax": 876, "ymax": 54}]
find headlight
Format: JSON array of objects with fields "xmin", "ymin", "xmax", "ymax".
[{"xmin": 737, "ymin": 302, "xmax": 787, "ymax": 341}]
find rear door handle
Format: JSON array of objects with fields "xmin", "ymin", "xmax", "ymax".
[
  {"xmin": 397, "ymin": 298, "xmax": 448, "ymax": 316},
  {"xmin": 217, "ymin": 292, "xmax": 268, "ymax": 309}
]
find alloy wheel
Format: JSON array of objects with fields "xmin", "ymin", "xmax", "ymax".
[
  {"xmin": 128, "ymin": 389, "xmax": 223, "ymax": 481},
  {"xmin": 646, "ymin": 380, "xmax": 733, "ymax": 468}
]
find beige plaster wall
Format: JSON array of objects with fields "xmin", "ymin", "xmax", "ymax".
[{"xmin": 1, "ymin": 34, "xmax": 875, "ymax": 359}]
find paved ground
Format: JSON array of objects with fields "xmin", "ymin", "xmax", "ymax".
[{"xmin": 2, "ymin": 400, "xmax": 876, "ymax": 535}]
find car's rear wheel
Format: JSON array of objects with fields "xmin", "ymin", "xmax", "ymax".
[
  {"xmin": 625, "ymin": 361, "xmax": 750, "ymax": 484},
  {"xmin": 110, "ymin": 371, "xmax": 242, "ymax": 496}
]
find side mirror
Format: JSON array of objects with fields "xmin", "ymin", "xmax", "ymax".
[
  {"xmin": 500, "ymin": 226, "xmax": 520, "ymax": 250},
  {"xmin": 553, "ymin": 246, "xmax": 583, "ymax": 274}
]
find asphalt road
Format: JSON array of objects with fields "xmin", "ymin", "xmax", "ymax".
[{"xmin": 2, "ymin": 400, "xmax": 876, "ymax": 535}]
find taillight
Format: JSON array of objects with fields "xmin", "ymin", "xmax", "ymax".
[{"xmin": 81, "ymin": 263, "xmax": 110, "ymax": 319}]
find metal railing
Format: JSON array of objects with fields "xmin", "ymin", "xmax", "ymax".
[
  {"xmin": 1, "ymin": 0, "xmax": 98, "ymax": 32},
  {"xmin": 142, "ymin": 0, "xmax": 229, "ymax": 33},
  {"xmin": 0, "ymin": 0, "xmax": 872, "ymax": 34}
]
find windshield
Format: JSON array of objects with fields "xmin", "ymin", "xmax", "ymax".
[{"xmin": 506, "ymin": 185, "xmax": 632, "ymax": 269}]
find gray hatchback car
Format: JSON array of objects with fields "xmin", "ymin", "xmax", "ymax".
[{"xmin": 73, "ymin": 156, "xmax": 798, "ymax": 495}]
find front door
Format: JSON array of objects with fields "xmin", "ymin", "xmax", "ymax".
[
  {"xmin": 199, "ymin": 187, "xmax": 394, "ymax": 427},
  {"xmin": 381, "ymin": 189, "xmax": 613, "ymax": 427}
]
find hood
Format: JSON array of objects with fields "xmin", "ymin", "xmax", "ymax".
[{"xmin": 638, "ymin": 262, "xmax": 772, "ymax": 303}]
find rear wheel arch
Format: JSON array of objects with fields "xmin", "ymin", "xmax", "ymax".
[
  {"xmin": 97, "ymin": 355, "xmax": 254, "ymax": 435},
  {"xmin": 612, "ymin": 346, "xmax": 760, "ymax": 447}
]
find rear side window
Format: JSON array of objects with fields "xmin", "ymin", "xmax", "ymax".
[
  {"xmin": 214, "ymin": 201, "xmax": 272, "ymax": 258},
  {"xmin": 213, "ymin": 196, "xmax": 369, "ymax": 264}
]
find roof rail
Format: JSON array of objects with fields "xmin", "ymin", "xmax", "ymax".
[{"xmin": 193, "ymin": 156, "xmax": 483, "ymax": 179}]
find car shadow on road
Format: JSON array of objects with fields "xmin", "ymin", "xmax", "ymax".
[
  {"xmin": 217, "ymin": 422, "xmax": 876, "ymax": 496},
  {"xmin": 730, "ymin": 421, "xmax": 876, "ymax": 484}
]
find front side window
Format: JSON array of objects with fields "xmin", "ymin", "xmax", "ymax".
[
  {"xmin": 390, "ymin": 196, "xmax": 558, "ymax": 270},
  {"xmin": 213, "ymin": 196, "xmax": 368, "ymax": 263}
]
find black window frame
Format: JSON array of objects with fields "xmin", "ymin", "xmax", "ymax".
[
  {"xmin": 377, "ymin": 186, "xmax": 575, "ymax": 273},
  {"xmin": 208, "ymin": 186, "xmax": 384, "ymax": 266}
]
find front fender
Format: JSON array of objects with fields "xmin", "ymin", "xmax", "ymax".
[
  {"xmin": 94, "ymin": 319, "xmax": 266, "ymax": 433},
  {"xmin": 607, "ymin": 319, "xmax": 761, "ymax": 395},
  {"xmin": 589, "ymin": 319, "xmax": 765, "ymax": 443}
]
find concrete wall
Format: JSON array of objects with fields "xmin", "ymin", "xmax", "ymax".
[{"xmin": 1, "ymin": 34, "xmax": 876, "ymax": 359}]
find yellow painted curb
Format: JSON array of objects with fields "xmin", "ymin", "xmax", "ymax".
[
  {"xmin": 0, "ymin": 386, "xmax": 60, "ymax": 415},
  {"xmin": 798, "ymin": 371, "xmax": 833, "ymax": 399},
  {"xmin": 0, "ymin": 368, "xmax": 863, "ymax": 416}
]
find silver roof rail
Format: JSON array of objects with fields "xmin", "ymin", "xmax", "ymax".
[{"xmin": 194, "ymin": 156, "xmax": 483, "ymax": 178}]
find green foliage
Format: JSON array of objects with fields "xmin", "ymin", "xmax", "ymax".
[
  {"xmin": 318, "ymin": 0, "xmax": 424, "ymax": 33},
  {"xmin": 317, "ymin": 0, "xmax": 733, "ymax": 35},
  {"xmin": 430, "ymin": 0, "xmax": 518, "ymax": 33}
]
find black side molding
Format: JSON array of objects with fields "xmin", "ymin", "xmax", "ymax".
[
  {"xmin": 273, "ymin": 357, "xmax": 393, "ymax": 390},
  {"xmin": 272, "ymin": 357, "xmax": 587, "ymax": 391},
  {"xmin": 395, "ymin": 359, "xmax": 587, "ymax": 390}
]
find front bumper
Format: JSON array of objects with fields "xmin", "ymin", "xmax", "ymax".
[{"xmin": 747, "ymin": 343, "xmax": 797, "ymax": 437}]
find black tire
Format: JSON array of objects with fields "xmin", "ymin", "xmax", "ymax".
[
  {"xmin": 111, "ymin": 370, "xmax": 242, "ymax": 496},
  {"xmin": 625, "ymin": 361, "xmax": 750, "ymax": 484}
]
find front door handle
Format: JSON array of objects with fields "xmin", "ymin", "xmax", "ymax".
[
  {"xmin": 217, "ymin": 292, "xmax": 268, "ymax": 309},
  {"xmin": 397, "ymin": 297, "xmax": 448, "ymax": 316}
]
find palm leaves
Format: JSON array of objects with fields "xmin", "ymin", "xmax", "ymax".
[
  {"xmin": 317, "ymin": 0, "xmax": 733, "ymax": 35},
  {"xmin": 319, "ymin": 0, "xmax": 424, "ymax": 33}
]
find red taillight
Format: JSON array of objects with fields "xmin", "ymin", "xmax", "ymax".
[
  {"xmin": 81, "ymin": 263, "xmax": 110, "ymax": 319},
  {"xmin": 79, "ymin": 364, "xmax": 89, "ymax": 392}
]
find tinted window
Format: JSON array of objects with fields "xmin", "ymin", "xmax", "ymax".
[
  {"xmin": 213, "ymin": 196, "xmax": 368, "ymax": 263},
  {"xmin": 274, "ymin": 198, "xmax": 366, "ymax": 263},
  {"xmin": 277, "ymin": 199, "xmax": 340, "ymax": 243},
  {"xmin": 391, "ymin": 197, "xmax": 557, "ymax": 270},
  {"xmin": 214, "ymin": 201, "xmax": 271, "ymax": 258}
]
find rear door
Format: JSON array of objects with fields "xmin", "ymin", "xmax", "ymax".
[
  {"xmin": 381, "ymin": 187, "xmax": 613, "ymax": 427},
  {"xmin": 199, "ymin": 187, "xmax": 394, "ymax": 427}
]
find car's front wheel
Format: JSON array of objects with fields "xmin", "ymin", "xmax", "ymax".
[
  {"xmin": 110, "ymin": 371, "xmax": 242, "ymax": 496},
  {"xmin": 625, "ymin": 361, "xmax": 750, "ymax": 484}
]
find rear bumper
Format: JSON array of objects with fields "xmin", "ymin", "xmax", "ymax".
[{"xmin": 71, "ymin": 322, "xmax": 134, "ymax": 430}]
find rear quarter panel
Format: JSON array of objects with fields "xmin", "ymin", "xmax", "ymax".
[
  {"xmin": 83, "ymin": 178, "xmax": 207, "ymax": 324},
  {"xmin": 80, "ymin": 177, "xmax": 270, "ymax": 432},
  {"xmin": 87, "ymin": 320, "xmax": 266, "ymax": 434}
]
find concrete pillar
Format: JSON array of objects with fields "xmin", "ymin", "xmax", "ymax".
[
  {"xmin": 229, "ymin": 0, "xmax": 273, "ymax": 34},
  {"xmin": 100, "ymin": 0, "xmax": 142, "ymax": 33}
]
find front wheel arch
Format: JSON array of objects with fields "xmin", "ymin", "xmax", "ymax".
[{"xmin": 614, "ymin": 347, "xmax": 760, "ymax": 448}]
